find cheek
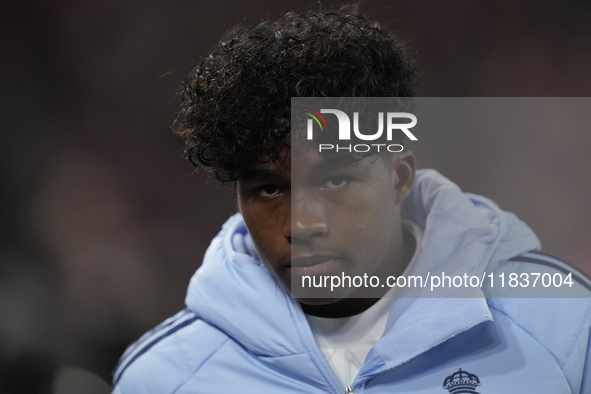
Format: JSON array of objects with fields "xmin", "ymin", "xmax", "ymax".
[
  {"xmin": 240, "ymin": 202, "xmax": 288, "ymax": 265},
  {"xmin": 244, "ymin": 216, "xmax": 274, "ymax": 256},
  {"xmin": 338, "ymin": 193, "xmax": 397, "ymax": 264},
  {"xmin": 249, "ymin": 228, "xmax": 276, "ymax": 261},
  {"xmin": 335, "ymin": 188, "xmax": 394, "ymax": 230}
]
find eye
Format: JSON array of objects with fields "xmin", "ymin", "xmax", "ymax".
[
  {"xmin": 254, "ymin": 184, "xmax": 281, "ymax": 197},
  {"xmin": 322, "ymin": 176, "xmax": 351, "ymax": 190}
]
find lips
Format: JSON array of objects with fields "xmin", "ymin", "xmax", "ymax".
[{"xmin": 288, "ymin": 255, "xmax": 341, "ymax": 276}]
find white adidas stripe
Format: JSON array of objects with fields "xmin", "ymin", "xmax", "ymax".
[{"xmin": 113, "ymin": 309, "xmax": 196, "ymax": 383}]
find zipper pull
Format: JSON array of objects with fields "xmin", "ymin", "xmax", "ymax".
[{"xmin": 345, "ymin": 387, "xmax": 355, "ymax": 394}]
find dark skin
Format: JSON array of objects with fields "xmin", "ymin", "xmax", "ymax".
[{"xmin": 234, "ymin": 147, "xmax": 416, "ymax": 318}]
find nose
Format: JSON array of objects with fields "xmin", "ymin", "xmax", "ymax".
[{"xmin": 287, "ymin": 192, "xmax": 328, "ymax": 243}]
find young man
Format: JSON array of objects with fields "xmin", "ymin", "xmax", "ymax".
[{"xmin": 112, "ymin": 7, "xmax": 591, "ymax": 394}]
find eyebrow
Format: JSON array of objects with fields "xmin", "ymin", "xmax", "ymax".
[
  {"xmin": 240, "ymin": 168, "xmax": 284, "ymax": 182},
  {"xmin": 307, "ymin": 156, "xmax": 360, "ymax": 174},
  {"xmin": 240, "ymin": 155, "xmax": 362, "ymax": 181}
]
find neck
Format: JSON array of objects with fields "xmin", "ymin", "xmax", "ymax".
[{"xmin": 301, "ymin": 226, "xmax": 416, "ymax": 318}]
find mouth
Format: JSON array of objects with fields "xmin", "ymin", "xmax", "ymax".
[{"xmin": 287, "ymin": 255, "xmax": 341, "ymax": 277}]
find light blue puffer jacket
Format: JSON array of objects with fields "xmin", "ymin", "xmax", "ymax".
[{"xmin": 112, "ymin": 170, "xmax": 591, "ymax": 394}]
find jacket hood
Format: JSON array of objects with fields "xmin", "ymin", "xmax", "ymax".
[
  {"xmin": 185, "ymin": 169, "xmax": 541, "ymax": 377},
  {"xmin": 365, "ymin": 169, "xmax": 541, "ymax": 375}
]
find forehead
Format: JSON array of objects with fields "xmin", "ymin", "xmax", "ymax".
[{"xmin": 241, "ymin": 146, "xmax": 389, "ymax": 182}]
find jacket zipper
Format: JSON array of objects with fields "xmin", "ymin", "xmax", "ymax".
[
  {"xmin": 310, "ymin": 346, "xmax": 349, "ymax": 393},
  {"xmin": 294, "ymin": 303, "xmax": 360, "ymax": 393}
]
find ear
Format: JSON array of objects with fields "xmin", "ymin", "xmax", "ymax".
[{"xmin": 391, "ymin": 150, "xmax": 416, "ymax": 204}]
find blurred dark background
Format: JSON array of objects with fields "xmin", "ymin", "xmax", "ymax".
[{"xmin": 1, "ymin": 0, "xmax": 590, "ymax": 392}]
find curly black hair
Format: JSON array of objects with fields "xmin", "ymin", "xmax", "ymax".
[{"xmin": 173, "ymin": 5, "xmax": 417, "ymax": 182}]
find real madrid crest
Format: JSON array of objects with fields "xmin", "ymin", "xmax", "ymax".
[{"xmin": 442, "ymin": 368, "xmax": 481, "ymax": 394}]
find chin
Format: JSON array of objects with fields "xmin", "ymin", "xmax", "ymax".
[
  {"xmin": 295, "ymin": 297, "xmax": 345, "ymax": 306},
  {"xmin": 288, "ymin": 284, "xmax": 356, "ymax": 303}
]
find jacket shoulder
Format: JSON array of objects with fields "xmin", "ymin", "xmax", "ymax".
[
  {"xmin": 483, "ymin": 250, "xmax": 591, "ymax": 297},
  {"xmin": 485, "ymin": 251, "xmax": 591, "ymax": 394},
  {"xmin": 112, "ymin": 309, "xmax": 230, "ymax": 394},
  {"xmin": 507, "ymin": 251, "xmax": 591, "ymax": 293}
]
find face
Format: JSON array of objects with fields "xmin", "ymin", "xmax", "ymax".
[{"xmin": 235, "ymin": 146, "xmax": 415, "ymax": 303}]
